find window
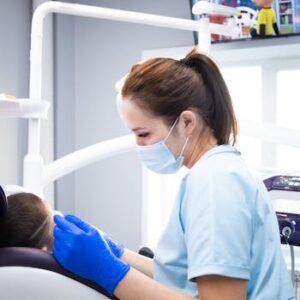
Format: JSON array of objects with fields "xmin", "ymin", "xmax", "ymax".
[
  {"xmin": 222, "ymin": 66, "xmax": 262, "ymax": 170},
  {"xmin": 276, "ymin": 70, "xmax": 300, "ymax": 172}
]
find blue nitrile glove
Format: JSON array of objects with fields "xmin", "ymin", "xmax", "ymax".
[
  {"xmin": 64, "ymin": 214, "xmax": 125, "ymax": 259},
  {"xmin": 53, "ymin": 215, "xmax": 130, "ymax": 295}
]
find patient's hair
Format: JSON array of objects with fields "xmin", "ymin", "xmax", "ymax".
[{"xmin": 0, "ymin": 193, "xmax": 53, "ymax": 251}]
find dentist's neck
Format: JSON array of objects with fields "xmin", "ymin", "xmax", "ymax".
[{"xmin": 184, "ymin": 128, "xmax": 218, "ymax": 169}]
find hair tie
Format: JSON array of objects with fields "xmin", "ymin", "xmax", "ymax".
[
  {"xmin": 179, "ymin": 57, "xmax": 189, "ymax": 67},
  {"xmin": 180, "ymin": 58, "xmax": 192, "ymax": 67}
]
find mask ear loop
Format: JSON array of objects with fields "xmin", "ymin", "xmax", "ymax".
[
  {"xmin": 164, "ymin": 117, "xmax": 191, "ymax": 159},
  {"xmin": 179, "ymin": 135, "xmax": 191, "ymax": 158},
  {"xmin": 28, "ymin": 215, "xmax": 50, "ymax": 241},
  {"xmin": 164, "ymin": 117, "xmax": 180, "ymax": 142}
]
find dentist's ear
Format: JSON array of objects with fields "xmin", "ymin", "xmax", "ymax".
[{"xmin": 180, "ymin": 110, "xmax": 198, "ymax": 136}]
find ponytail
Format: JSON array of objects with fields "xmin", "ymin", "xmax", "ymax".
[
  {"xmin": 122, "ymin": 48, "xmax": 238, "ymax": 145},
  {"xmin": 182, "ymin": 49, "xmax": 238, "ymax": 145}
]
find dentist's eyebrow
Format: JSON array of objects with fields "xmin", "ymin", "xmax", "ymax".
[{"xmin": 132, "ymin": 127, "xmax": 146, "ymax": 132}]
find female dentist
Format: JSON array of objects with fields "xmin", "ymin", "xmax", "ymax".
[{"xmin": 53, "ymin": 49, "xmax": 295, "ymax": 300}]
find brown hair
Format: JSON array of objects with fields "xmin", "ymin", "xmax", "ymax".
[
  {"xmin": 122, "ymin": 49, "xmax": 237, "ymax": 145},
  {"xmin": 0, "ymin": 193, "xmax": 53, "ymax": 250}
]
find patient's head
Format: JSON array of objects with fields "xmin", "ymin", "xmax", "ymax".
[{"xmin": 0, "ymin": 193, "xmax": 53, "ymax": 251}]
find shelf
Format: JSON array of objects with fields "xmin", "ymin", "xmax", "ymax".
[{"xmin": 0, "ymin": 97, "xmax": 50, "ymax": 119}]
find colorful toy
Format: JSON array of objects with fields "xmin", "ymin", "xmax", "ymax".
[{"xmin": 251, "ymin": 0, "xmax": 280, "ymax": 36}]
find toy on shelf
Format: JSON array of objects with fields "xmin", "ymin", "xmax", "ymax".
[
  {"xmin": 235, "ymin": 6, "xmax": 258, "ymax": 38},
  {"xmin": 251, "ymin": 0, "xmax": 280, "ymax": 36}
]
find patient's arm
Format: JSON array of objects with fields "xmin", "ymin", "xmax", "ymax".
[{"xmin": 121, "ymin": 248, "xmax": 153, "ymax": 278}]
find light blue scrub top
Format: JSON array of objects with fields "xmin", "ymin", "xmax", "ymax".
[{"xmin": 153, "ymin": 145, "xmax": 295, "ymax": 299}]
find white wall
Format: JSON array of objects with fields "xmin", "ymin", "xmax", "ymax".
[
  {"xmin": 0, "ymin": 0, "xmax": 55, "ymax": 206},
  {"xmin": 0, "ymin": 0, "xmax": 31, "ymax": 186}
]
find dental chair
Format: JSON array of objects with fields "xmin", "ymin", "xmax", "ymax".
[
  {"xmin": 1, "ymin": 176, "xmax": 299, "ymax": 299},
  {"xmin": 0, "ymin": 187, "xmax": 117, "ymax": 300}
]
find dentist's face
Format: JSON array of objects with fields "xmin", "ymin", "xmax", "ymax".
[
  {"xmin": 120, "ymin": 98, "xmax": 170, "ymax": 146},
  {"xmin": 119, "ymin": 98, "xmax": 186, "ymax": 162}
]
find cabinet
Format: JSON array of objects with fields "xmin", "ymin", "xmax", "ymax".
[{"xmin": 276, "ymin": 0, "xmax": 296, "ymax": 34}]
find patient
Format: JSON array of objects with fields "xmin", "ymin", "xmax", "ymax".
[{"xmin": 0, "ymin": 192, "xmax": 53, "ymax": 251}]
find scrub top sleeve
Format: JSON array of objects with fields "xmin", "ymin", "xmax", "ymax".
[{"xmin": 182, "ymin": 170, "xmax": 253, "ymax": 282}]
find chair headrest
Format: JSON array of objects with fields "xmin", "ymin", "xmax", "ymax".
[
  {"xmin": 0, "ymin": 185, "xmax": 7, "ymax": 218},
  {"xmin": 0, "ymin": 247, "xmax": 118, "ymax": 299}
]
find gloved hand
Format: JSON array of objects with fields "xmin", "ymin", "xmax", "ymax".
[
  {"xmin": 64, "ymin": 215, "xmax": 125, "ymax": 258},
  {"xmin": 53, "ymin": 215, "xmax": 130, "ymax": 295}
]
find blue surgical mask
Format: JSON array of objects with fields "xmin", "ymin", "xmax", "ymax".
[{"xmin": 137, "ymin": 118, "xmax": 189, "ymax": 174}]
